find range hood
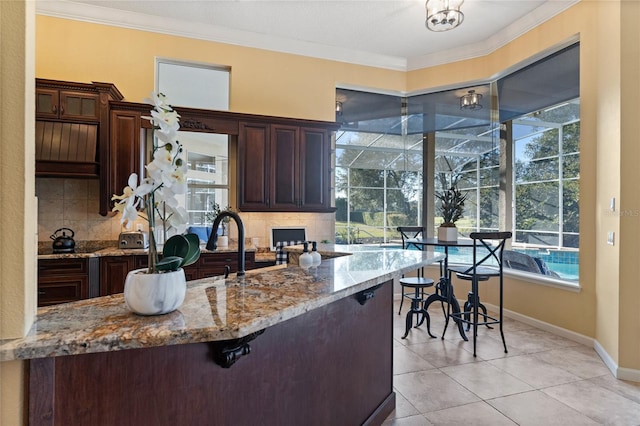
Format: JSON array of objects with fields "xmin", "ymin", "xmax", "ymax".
[{"xmin": 35, "ymin": 120, "xmax": 99, "ymax": 177}]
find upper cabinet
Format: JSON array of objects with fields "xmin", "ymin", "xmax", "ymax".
[
  {"xmin": 35, "ymin": 79, "xmax": 123, "ymax": 180},
  {"xmin": 36, "ymin": 87, "xmax": 99, "ymax": 121},
  {"xmin": 239, "ymin": 122, "xmax": 335, "ymax": 212}
]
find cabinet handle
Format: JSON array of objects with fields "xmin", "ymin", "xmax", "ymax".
[
  {"xmin": 52, "ymin": 105, "xmax": 57, "ymax": 114},
  {"xmin": 38, "ymin": 291, "xmax": 46, "ymax": 295},
  {"xmin": 60, "ymin": 105, "xmax": 64, "ymax": 115}
]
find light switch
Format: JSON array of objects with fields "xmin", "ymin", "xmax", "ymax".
[
  {"xmin": 610, "ymin": 197, "xmax": 616, "ymax": 212},
  {"xmin": 607, "ymin": 231, "xmax": 615, "ymax": 245}
]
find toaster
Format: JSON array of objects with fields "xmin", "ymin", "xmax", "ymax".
[{"xmin": 118, "ymin": 231, "xmax": 149, "ymax": 249}]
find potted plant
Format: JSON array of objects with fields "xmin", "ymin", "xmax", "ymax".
[
  {"xmin": 208, "ymin": 203, "xmax": 233, "ymax": 247},
  {"xmin": 435, "ymin": 186, "xmax": 467, "ymax": 241},
  {"xmin": 112, "ymin": 93, "xmax": 200, "ymax": 315}
]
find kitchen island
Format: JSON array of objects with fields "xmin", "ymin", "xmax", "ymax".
[{"xmin": 2, "ymin": 246, "xmax": 444, "ymax": 426}]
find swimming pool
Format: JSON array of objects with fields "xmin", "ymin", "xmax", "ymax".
[
  {"xmin": 427, "ymin": 246, "xmax": 579, "ymax": 281},
  {"xmin": 356, "ymin": 243, "xmax": 580, "ymax": 281}
]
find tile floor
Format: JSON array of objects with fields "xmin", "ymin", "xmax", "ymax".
[{"xmin": 384, "ymin": 300, "xmax": 640, "ymax": 426}]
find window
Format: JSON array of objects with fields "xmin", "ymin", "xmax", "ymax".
[
  {"xmin": 335, "ymin": 41, "xmax": 580, "ymax": 282},
  {"xmin": 335, "ymin": 93, "xmax": 424, "ymax": 244},
  {"xmin": 156, "ymin": 59, "xmax": 230, "ymax": 226},
  {"xmin": 182, "ymin": 134, "xmax": 229, "ymax": 225}
]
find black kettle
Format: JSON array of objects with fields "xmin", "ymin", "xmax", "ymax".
[{"xmin": 51, "ymin": 228, "xmax": 76, "ymax": 254}]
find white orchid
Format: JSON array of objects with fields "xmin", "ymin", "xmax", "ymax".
[{"xmin": 112, "ymin": 93, "xmax": 191, "ymax": 272}]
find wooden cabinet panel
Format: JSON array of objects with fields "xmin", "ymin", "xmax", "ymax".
[
  {"xmin": 300, "ymin": 127, "xmax": 330, "ymax": 210},
  {"xmin": 38, "ymin": 276, "xmax": 90, "ymax": 307},
  {"xmin": 271, "ymin": 125, "xmax": 299, "ymax": 209},
  {"xmin": 239, "ymin": 122, "xmax": 333, "ymax": 212},
  {"xmin": 100, "ymin": 256, "xmax": 134, "ymax": 296},
  {"xmin": 100, "ymin": 251, "xmax": 255, "ymax": 293},
  {"xmin": 36, "ymin": 88, "xmax": 99, "ymax": 121},
  {"xmin": 238, "ymin": 122, "xmax": 270, "ymax": 210},
  {"xmin": 35, "ymin": 88, "xmax": 59, "ymax": 119},
  {"xmin": 37, "ymin": 258, "xmax": 98, "ymax": 307},
  {"xmin": 59, "ymin": 91, "xmax": 99, "ymax": 120},
  {"xmin": 35, "ymin": 79, "xmax": 123, "ymax": 183},
  {"xmin": 197, "ymin": 252, "xmax": 256, "ymax": 279},
  {"xmin": 106, "ymin": 110, "xmax": 142, "ymax": 216}
]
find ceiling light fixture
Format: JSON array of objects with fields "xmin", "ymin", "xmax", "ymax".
[
  {"xmin": 460, "ymin": 90, "xmax": 482, "ymax": 110},
  {"xmin": 425, "ymin": 0, "xmax": 464, "ymax": 32}
]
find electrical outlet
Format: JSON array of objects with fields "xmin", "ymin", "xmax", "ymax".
[{"xmin": 607, "ymin": 231, "xmax": 615, "ymax": 245}]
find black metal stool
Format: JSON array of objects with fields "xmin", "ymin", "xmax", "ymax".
[{"xmin": 400, "ymin": 276, "xmax": 436, "ymax": 339}]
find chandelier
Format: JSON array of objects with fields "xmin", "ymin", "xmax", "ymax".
[
  {"xmin": 460, "ymin": 90, "xmax": 482, "ymax": 110},
  {"xmin": 425, "ymin": 0, "xmax": 464, "ymax": 32}
]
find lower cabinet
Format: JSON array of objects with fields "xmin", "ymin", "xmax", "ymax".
[
  {"xmin": 100, "ymin": 251, "xmax": 256, "ymax": 296},
  {"xmin": 37, "ymin": 258, "xmax": 99, "ymax": 307},
  {"xmin": 197, "ymin": 252, "xmax": 256, "ymax": 279},
  {"xmin": 100, "ymin": 255, "xmax": 147, "ymax": 296}
]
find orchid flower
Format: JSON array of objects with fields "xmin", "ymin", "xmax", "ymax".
[{"xmin": 112, "ymin": 93, "xmax": 192, "ymax": 272}]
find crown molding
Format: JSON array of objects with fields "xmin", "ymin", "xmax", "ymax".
[{"xmin": 37, "ymin": 0, "xmax": 578, "ymax": 73}]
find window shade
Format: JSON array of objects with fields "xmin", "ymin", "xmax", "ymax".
[{"xmin": 498, "ymin": 43, "xmax": 579, "ymax": 123}]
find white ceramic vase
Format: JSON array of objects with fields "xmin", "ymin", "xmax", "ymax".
[
  {"xmin": 124, "ymin": 268, "xmax": 186, "ymax": 315},
  {"xmin": 218, "ymin": 235, "xmax": 229, "ymax": 247},
  {"xmin": 438, "ymin": 225, "xmax": 458, "ymax": 242}
]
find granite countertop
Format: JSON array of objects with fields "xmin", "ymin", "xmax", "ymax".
[
  {"xmin": 1, "ymin": 246, "xmax": 444, "ymax": 361},
  {"xmin": 37, "ymin": 240, "xmax": 257, "ymax": 259}
]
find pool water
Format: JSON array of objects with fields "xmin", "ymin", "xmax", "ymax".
[
  {"xmin": 364, "ymin": 243, "xmax": 580, "ymax": 282},
  {"xmin": 431, "ymin": 246, "xmax": 580, "ymax": 282}
]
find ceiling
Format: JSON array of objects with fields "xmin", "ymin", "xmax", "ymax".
[{"xmin": 37, "ymin": 0, "xmax": 579, "ymax": 71}]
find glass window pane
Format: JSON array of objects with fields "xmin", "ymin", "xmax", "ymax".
[
  {"xmin": 349, "ymin": 169, "xmax": 385, "ymax": 188},
  {"xmin": 515, "ymin": 181, "xmax": 559, "ymax": 232}
]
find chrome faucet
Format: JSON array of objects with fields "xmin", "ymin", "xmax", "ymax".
[{"xmin": 206, "ymin": 211, "xmax": 245, "ymax": 276}]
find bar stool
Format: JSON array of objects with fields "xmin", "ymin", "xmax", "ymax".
[
  {"xmin": 400, "ymin": 272, "xmax": 436, "ymax": 339},
  {"xmin": 443, "ymin": 231, "xmax": 512, "ymax": 356},
  {"xmin": 397, "ymin": 226, "xmax": 426, "ymax": 315}
]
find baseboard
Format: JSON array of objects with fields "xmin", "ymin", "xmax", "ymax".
[
  {"xmin": 394, "ymin": 291, "xmax": 640, "ymax": 383},
  {"xmin": 484, "ymin": 302, "xmax": 640, "ymax": 383},
  {"xmin": 593, "ymin": 340, "xmax": 640, "ymax": 382},
  {"xmin": 484, "ymin": 302, "xmax": 593, "ymax": 347}
]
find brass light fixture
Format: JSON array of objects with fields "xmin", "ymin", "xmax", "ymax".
[
  {"xmin": 460, "ymin": 90, "xmax": 482, "ymax": 110},
  {"xmin": 425, "ymin": 0, "xmax": 464, "ymax": 32}
]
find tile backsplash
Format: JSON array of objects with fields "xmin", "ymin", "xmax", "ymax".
[{"xmin": 36, "ymin": 178, "xmax": 336, "ymax": 247}]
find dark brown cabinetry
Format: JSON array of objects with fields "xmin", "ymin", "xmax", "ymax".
[
  {"xmin": 37, "ymin": 258, "xmax": 99, "ymax": 306},
  {"xmin": 36, "ymin": 87, "xmax": 99, "ymax": 121},
  {"xmin": 100, "ymin": 252, "xmax": 256, "ymax": 296},
  {"xmin": 105, "ymin": 100, "xmax": 338, "ymax": 215},
  {"xmin": 197, "ymin": 251, "xmax": 255, "ymax": 279},
  {"xmin": 100, "ymin": 255, "xmax": 147, "ymax": 296},
  {"xmin": 35, "ymin": 79, "xmax": 123, "ymax": 180},
  {"xmin": 239, "ymin": 122, "xmax": 334, "ymax": 212}
]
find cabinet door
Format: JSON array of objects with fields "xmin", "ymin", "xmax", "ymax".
[
  {"xmin": 300, "ymin": 127, "xmax": 331, "ymax": 211},
  {"xmin": 59, "ymin": 90, "xmax": 99, "ymax": 120},
  {"xmin": 100, "ymin": 256, "xmax": 134, "ymax": 295},
  {"xmin": 238, "ymin": 122, "xmax": 270, "ymax": 210},
  {"xmin": 37, "ymin": 258, "xmax": 91, "ymax": 306},
  {"xmin": 35, "ymin": 88, "xmax": 60, "ymax": 119},
  {"xmin": 270, "ymin": 125, "xmax": 300, "ymax": 210},
  {"xmin": 106, "ymin": 111, "xmax": 142, "ymax": 215},
  {"xmin": 38, "ymin": 276, "xmax": 90, "ymax": 307}
]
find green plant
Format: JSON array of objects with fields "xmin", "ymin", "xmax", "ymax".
[
  {"xmin": 206, "ymin": 203, "xmax": 233, "ymax": 235},
  {"xmin": 157, "ymin": 234, "xmax": 201, "ymax": 271},
  {"xmin": 436, "ymin": 186, "xmax": 467, "ymax": 227}
]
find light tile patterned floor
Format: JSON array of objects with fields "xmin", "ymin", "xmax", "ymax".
[{"xmin": 384, "ymin": 300, "xmax": 640, "ymax": 426}]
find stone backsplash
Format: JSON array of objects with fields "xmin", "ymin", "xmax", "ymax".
[{"xmin": 36, "ymin": 178, "xmax": 336, "ymax": 248}]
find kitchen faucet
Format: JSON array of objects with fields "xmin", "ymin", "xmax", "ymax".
[{"xmin": 206, "ymin": 211, "xmax": 245, "ymax": 276}]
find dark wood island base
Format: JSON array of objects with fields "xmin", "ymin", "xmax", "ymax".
[{"xmin": 28, "ymin": 280, "xmax": 395, "ymax": 426}]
